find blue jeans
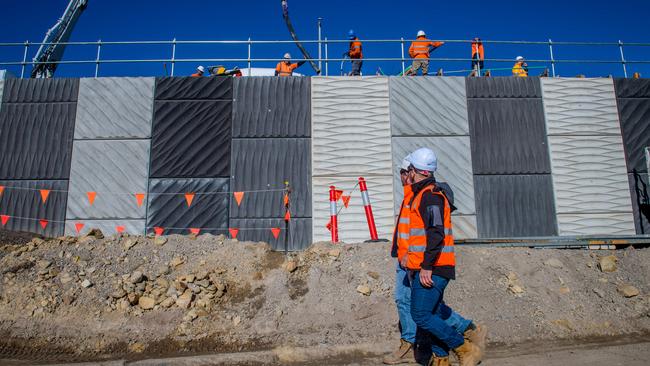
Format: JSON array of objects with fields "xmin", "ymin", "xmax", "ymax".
[
  {"xmin": 395, "ymin": 261, "xmax": 471, "ymax": 343},
  {"xmin": 410, "ymin": 271, "xmax": 465, "ymax": 357},
  {"xmin": 350, "ymin": 59, "xmax": 363, "ymax": 76}
]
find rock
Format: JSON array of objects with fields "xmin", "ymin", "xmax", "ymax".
[
  {"xmin": 138, "ymin": 296, "xmax": 156, "ymax": 310},
  {"xmin": 196, "ymin": 279, "xmax": 210, "ymax": 288},
  {"xmin": 508, "ymin": 284, "xmax": 524, "ymax": 294},
  {"xmin": 160, "ymin": 297, "xmax": 175, "ymax": 308},
  {"xmin": 544, "ymin": 258, "xmax": 564, "ymax": 269},
  {"xmin": 170, "ymin": 257, "xmax": 185, "ymax": 268},
  {"xmin": 598, "ymin": 256, "xmax": 617, "ymax": 273},
  {"xmin": 328, "ymin": 248, "xmax": 341, "ymax": 258},
  {"xmin": 123, "ymin": 239, "xmax": 137, "ymax": 251},
  {"xmin": 127, "ymin": 293, "xmax": 140, "ymax": 306},
  {"xmin": 129, "ymin": 271, "xmax": 144, "ymax": 284},
  {"xmin": 116, "ymin": 298, "xmax": 130, "ymax": 311},
  {"xmin": 618, "ymin": 284, "xmax": 640, "ymax": 298},
  {"xmin": 185, "ymin": 274, "xmax": 196, "ymax": 283},
  {"xmin": 176, "ymin": 289, "xmax": 193, "ymax": 309},
  {"xmin": 154, "ymin": 237, "xmax": 168, "ymax": 246},
  {"xmin": 356, "ymin": 284, "xmax": 372, "ymax": 296},
  {"xmin": 233, "ymin": 315, "xmax": 241, "ymax": 326},
  {"xmin": 284, "ymin": 261, "xmax": 298, "ymax": 273},
  {"xmin": 367, "ymin": 271, "xmax": 380, "ymax": 280},
  {"xmin": 37, "ymin": 260, "xmax": 52, "ymax": 270},
  {"xmin": 111, "ymin": 288, "xmax": 127, "ymax": 299},
  {"xmin": 62, "ymin": 293, "xmax": 76, "ymax": 305},
  {"xmin": 81, "ymin": 279, "xmax": 93, "ymax": 288},
  {"xmin": 86, "ymin": 228, "xmax": 104, "ymax": 239},
  {"xmin": 593, "ymin": 288, "xmax": 606, "ymax": 298},
  {"xmin": 195, "ymin": 270, "xmax": 209, "ymax": 281},
  {"xmin": 59, "ymin": 272, "xmax": 74, "ymax": 284},
  {"xmin": 559, "ymin": 286, "xmax": 571, "ymax": 294}
]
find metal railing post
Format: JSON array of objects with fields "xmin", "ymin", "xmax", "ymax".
[
  {"xmin": 548, "ymin": 39, "xmax": 556, "ymax": 77},
  {"xmin": 247, "ymin": 37, "xmax": 252, "ymax": 76},
  {"xmin": 21, "ymin": 41, "xmax": 29, "ymax": 78},
  {"xmin": 325, "ymin": 37, "xmax": 329, "ymax": 76},
  {"xmin": 171, "ymin": 38, "xmax": 176, "ymax": 76},
  {"xmin": 400, "ymin": 37, "xmax": 405, "ymax": 74},
  {"xmin": 94, "ymin": 39, "xmax": 102, "ymax": 78},
  {"xmin": 317, "ymin": 18, "xmax": 323, "ymax": 73},
  {"xmin": 618, "ymin": 40, "xmax": 628, "ymax": 78}
]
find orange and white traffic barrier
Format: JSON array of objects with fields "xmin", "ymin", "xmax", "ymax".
[
  {"xmin": 328, "ymin": 185, "xmax": 339, "ymax": 243},
  {"xmin": 358, "ymin": 177, "xmax": 379, "ymax": 241}
]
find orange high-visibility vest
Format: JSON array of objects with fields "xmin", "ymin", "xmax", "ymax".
[
  {"xmin": 512, "ymin": 62, "xmax": 528, "ymax": 77},
  {"xmin": 395, "ymin": 184, "xmax": 414, "ymax": 261},
  {"xmin": 349, "ymin": 39, "xmax": 363, "ymax": 59},
  {"xmin": 471, "ymin": 42, "xmax": 484, "ymax": 60},
  {"xmin": 409, "ymin": 37, "xmax": 443, "ymax": 59},
  {"xmin": 276, "ymin": 62, "xmax": 299, "ymax": 76},
  {"xmin": 405, "ymin": 185, "xmax": 455, "ymax": 270}
]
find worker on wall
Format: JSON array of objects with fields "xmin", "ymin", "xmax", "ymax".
[
  {"xmin": 406, "ymin": 30, "xmax": 444, "ymax": 76},
  {"xmin": 471, "ymin": 38, "xmax": 484, "ymax": 74},
  {"xmin": 191, "ymin": 65, "xmax": 205, "ymax": 77},
  {"xmin": 384, "ymin": 155, "xmax": 487, "ymax": 365},
  {"xmin": 275, "ymin": 53, "xmax": 305, "ymax": 76},
  {"xmin": 512, "ymin": 56, "xmax": 528, "ymax": 77},
  {"xmin": 401, "ymin": 148, "xmax": 483, "ymax": 366},
  {"xmin": 345, "ymin": 30, "xmax": 363, "ymax": 76}
]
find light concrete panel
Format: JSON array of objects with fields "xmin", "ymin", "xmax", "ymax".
[
  {"xmin": 557, "ymin": 213, "xmax": 635, "ymax": 236},
  {"xmin": 65, "ymin": 219, "xmax": 145, "ymax": 236},
  {"xmin": 312, "ymin": 76, "xmax": 389, "ymax": 99}
]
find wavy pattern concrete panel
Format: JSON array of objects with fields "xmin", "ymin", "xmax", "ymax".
[
  {"xmin": 0, "ymin": 180, "xmax": 67, "ymax": 237},
  {"xmin": 0, "ymin": 103, "xmax": 76, "ymax": 180},
  {"xmin": 155, "ymin": 77, "xmax": 232, "ymax": 100},
  {"xmin": 617, "ymin": 98, "xmax": 650, "ymax": 173},
  {"xmin": 312, "ymin": 98, "xmax": 391, "ymax": 177},
  {"xmin": 390, "ymin": 77, "xmax": 469, "ymax": 136},
  {"xmin": 557, "ymin": 213, "xmax": 635, "ymax": 236},
  {"xmin": 312, "ymin": 176, "xmax": 394, "ymax": 243},
  {"xmin": 542, "ymin": 78, "xmax": 622, "ymax": 135},
  {"xmin": 468, "ymin": 98, "xmax": 550, "ymax": 174},
  {"xmin": 66, "ymin": 140, "xmax": 150, "ymax": 220},
  {"xmin": 392, "ymin": 137, "xmax": 475, "ymax": 215},
  {"xmin": 150, "ymin": 101, "xmax": 231, "ymax": 178},
  {"xmin": 548, "ymin": 135, "xmax": 632, "ymax": 214},
  {"xmin": 233, "ymin": 77, "xmax": 310, "ymax": 138},
  {"xmin": 64, "ymin": 220, "xmax": 145, "ymax": 236},
  {"xmin": 466, "ymin": 77, "xmax": 541, "ymax": 98},
  {"xmin": 147, "ymin": 178, "xmax": 229, "ymax": 235},
  {"xmin": 2, "ymin": 78, "xmax": 79, "ymax": 103},
  {"xmin": 474, "ymin": 175, "xmax": 557, "ymax": 238},
  {"xmin": 74, "ymin": 77, "xmax": 155, "ymax": 139},
  {"xmin": 311, "ymin": 76, "xmax": 389, "ymax": 99},
  {"xmin": 627, "ymin": 173, "xmax": 650, "ymax": 235},
  {"xmin": 229, "ymin": 218, "xmax": 312, "ymax": 251},
  {"xmin": 230, "ymin": 138, "xmax": 311, "ymax": 218},
  {"xmin": 614, "ymin": 78, "xmax": 650, "ymax": 99}
]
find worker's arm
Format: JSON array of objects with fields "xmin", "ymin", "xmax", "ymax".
[
  {"xmin": 418, "ymin": 192, "xmax": 446, "ymax": 271},
  {"xmin": 275, "ymin": 63, "xmax": 281, "ymax": 76},
  {"xmin": 296, "ymin": 61, "xmax": 306, "ymax": 67},
  {"xmin": 408, "ymin": 43, "xmax": 416, "ymax": 58},
  {"xmin": 430, "ymin": 41, "xmax": 444, "ymax": 50}
]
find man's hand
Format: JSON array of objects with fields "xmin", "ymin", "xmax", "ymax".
[
  {"xmin": 400, "ymin": 254, "xmax": 408, "ymax": 269},
  {"xmin": 419, "ymin": 269, "xmax": 433, "ymax": 288}
]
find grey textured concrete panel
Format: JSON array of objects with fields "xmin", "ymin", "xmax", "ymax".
[
  {"xmin": 0, "ymin": 80, "xmax": 3, "ymax": 110},
  {"xmin": 390, "ymin": 77, "xmax": 469, "ymax": 136},
  {"xmin": 453, "ymin": 215, "xmax": 478, "ymax": 239},
  {"xmin": 617, "ymin": 98, "xmax": 650, "ymax": 173},
  {"xmin": 0, "ymin": 180, "xmax": 67, "ymax": 237},
  {"xmin": 64, "ymin": 219, "xmax": 145, "ymax": 236},
  {"xmin": 233, "ymin": 77, "xmax": 310, "ymax": 138},
  {"xmin": 548, "ymin": 135, "xmax": 633, "ymax": 214},
  {"xmin": 66, "ymin": 140, "xmax": 150, "ymax": 220},
  {"xmin": 392, "ymin": 137, "xmax": 475, "ymax": 215},
  {"xmin": 312, "ymin": 76, "xmax": 389, "ymax": 99},
  {"xmin": 627, "ymin": 173, "xmax": 650, "ymax": 235},
  {"xmin": 155, "ymin": 77, "xmax": 232, "ymax": 100},
  {"xmin": 229, "ymin": 218, "xmax": 312, "ymax": 251},
  {"xmin": 474, "ymin": 175, "xmax": 557, "ymax": 238},
  {"xmin": 74, "ymin": 77, "xmax": 155, "ymax": 139},
  {"xmin": 0, "ymin": 103, "xmax": 76, "ymax": 180},
  {"xmin": 468, "ymin": 98, "xmax": 551, "ymax": 174},
  {"xmin": 230, "ymin": 138, "xmax": 311, "ymax": 218},
  {"xmin": 614, "ymin": 78, "xmax": 650, "ymax": 99},
  {"xmin": 542, "ymin": 78, "xmax": 622, "ymax": 135},
  {"xmin": 312, "ymin": 98, "xmax": 392, "ymax": 177},
  {"xmin": 557, "ymin": 213, "xmax": 635, "ymax": 236},
  {"xmin": 147, "ymin": 178, "xmax": 229, "ymax": 235},
  {"xmin": 150, "ymin": 100, "xmax": 231, "ymax": 178},
  {"xmin": 2, "ymin": 78, "xmax": 79, "ymax": 103},
  {"xmin": 466, "ymin": 77, "xmax": 541, "ymax": 98},
  {"xmin": 312, "ymin": 176, "xmax": 394, "ymax": 243}
]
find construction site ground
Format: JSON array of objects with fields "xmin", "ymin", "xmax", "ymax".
[{"xmin": 0, "ymin": 229, "xmax": 648, "ymax": 365}]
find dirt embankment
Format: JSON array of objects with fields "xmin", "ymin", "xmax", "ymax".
[{"xmin": 0, "ymin": 230, "xmax": 648, "ymax": 364}]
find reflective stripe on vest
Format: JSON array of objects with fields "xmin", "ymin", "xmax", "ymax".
[{"xmin": 395, "ymin": 185, "xmax": 414, "ymax": 261}]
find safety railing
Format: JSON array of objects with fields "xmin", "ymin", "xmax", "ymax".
[{"xmin": 0, "ymin": 38, "xmax": 649, "ymax": 78}]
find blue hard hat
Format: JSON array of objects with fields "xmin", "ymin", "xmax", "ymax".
[{"xmin": 348, "ymin": 29, "xmax": 356, "ymax": 39}]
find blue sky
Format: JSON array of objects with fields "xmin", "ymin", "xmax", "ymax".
[{"xmin": 1, "ymin": 0, "xmax": 649, "ymax": 78}]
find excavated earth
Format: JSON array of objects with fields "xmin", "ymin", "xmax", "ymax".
[{"xmin": 0, "ymin": 229, "xmax": 649, "ymax": 365}]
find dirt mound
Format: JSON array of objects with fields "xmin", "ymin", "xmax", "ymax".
[{"xmin": 0, "ymin": 230, "xmax": 649, "ymax": 363}]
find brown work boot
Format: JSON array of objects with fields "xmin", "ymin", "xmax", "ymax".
[
  {"xmin": 453, "ymin": 339, "xmax": 481, "ymax": 366},
  {"xmin": 382, "ymin": 339, "xmax": 416, "ymax": 365},
  {"xmin": 463, "ymin": 323, "xmax": 487, "ymax": 361},
  {"xmin": 428, "ymin": 356, "xmax": 450, "ymax": 366}
]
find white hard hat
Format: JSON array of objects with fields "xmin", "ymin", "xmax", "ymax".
[
  {"xmin": 417, "ymin": 30, "xmax": 426, "ymax": 37},
  {"xmin": 197, "ymin": 65, "xmax": 205, "ymax": 72},
  {"xmin": 400, "ymin": 154, "xmax": 411, "ymax": 171},
  {"xmin": 283, "ymin": 53, "xmax": 291, "ymax": 59},
  {"xmin": 516, "ymin": 56, "xmax": 524, "ymax": 61},
  {"xmin": 408, "ymin": 147, "xmax": 437, "ymax": 173}
]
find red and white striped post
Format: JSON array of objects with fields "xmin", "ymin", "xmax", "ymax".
[
  {"xmin": 329, "ymin": 185, "xmax": 339, "ymax": 243},
  {"xmin": 358, "ymin": 177, "xmax": 379, "ymax": 241}
]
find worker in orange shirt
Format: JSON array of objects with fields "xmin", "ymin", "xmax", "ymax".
[
  {"xmin": 471, "ymin": 38, "xmax": 484, "ymax": 73},
  {"xmin": 406, "ymin": 30, "xmax": 444, "ymax": 76},
  {"xmin": 512, "ymin": 56, "xmax": 529, "ymax": 77},
  {"xmin": 275, "ymin": 53, "xmax": 305, "ymax": 76},
  {"xmin": 344, "ymin": 30, "xmax": 363, "ymax": 76},
  {"xmin": 191, "ymin": 65, "xmax": 205, "ymax": 77}
]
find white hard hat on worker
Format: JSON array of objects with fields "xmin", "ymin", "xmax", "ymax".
[{"xmin": 407, "ymin": 147, "xmax": 438, "ymax": 173}]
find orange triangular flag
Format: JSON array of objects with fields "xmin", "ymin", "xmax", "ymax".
[
  {"xmin": 326, "ymin": 219, "xmax": 332, "ymax": 232},
  {"xmin": 0, "ymin": 186, "xmax": 4, "ymax": 197},
  {"xmin": 283, "ymin": 194, "xmax": 289, "ymax": 207},
  {"xmin": 229, "ymin": 228, "xmax": 239, "ymax": 239},
  {"xmin": 115, "ymin": 226, "xmax": 125, "ymax": 233},
  {"xmin": 39, "ymin": 219, "xmax": 49, "ymax": 229},
  {"xmin": 1, "ymin": 215, "xmax": 9, "ymax": 226},
  {"xmin": 87, "ymin": 191, "xmax": 97, "ymax": 206},
  {"xmin": 284, "ymin": 210, "xmax": 291, "ymax": 222},
  {"xmin": 334, "ymin": 190, "xmax": 343, "ymax": 201},
  {"xmin": 342, "ymin": 195, "xmax": 351, "ymax": 208},
  {"xmin": 271, "ymin": 227, "xmax": 281, "ymax": 239},
  {"xmin": 233, "ymin": 191, "xmax": 244, "ymax": 207},
  {"xmin": 154, "ymin": 227, "xmax": 164, "ymax": 236},
  {"xmin": 135, "ymin": 193, "xmax": 145, "ymax": 207},
  {"xmin": 185, "ymin": 193, "xmax": 195, "ymax": 207},
  {"xmin": 75, "ymin": 222, "xmax": 85, "ymax": 234},
  {"xmin": 40, "ymin": 189, "xmax": 51, "ymax": 203},
  {"xmin": 189, "ymin": 228, "xmax": 200, "ymax": 235}
]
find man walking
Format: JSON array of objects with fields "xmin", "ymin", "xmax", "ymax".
[{"xmin": 345, "ymin": 30, "xmax": 363, "ymax": 76}]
